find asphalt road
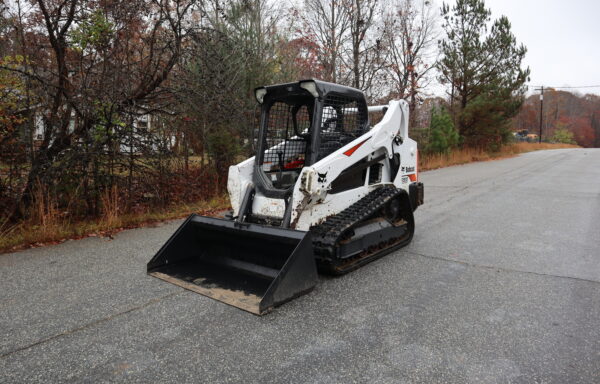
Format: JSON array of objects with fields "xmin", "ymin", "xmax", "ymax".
[{"xmin": 1, "ymin": 148, "xmax": 599, "ymax": 383}]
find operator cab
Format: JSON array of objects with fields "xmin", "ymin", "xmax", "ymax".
[{"xmin": 254, "ymin": 79, "xmax": 369, "ymax": 198}]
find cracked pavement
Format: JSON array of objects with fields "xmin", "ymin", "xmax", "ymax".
[{"xmin": 1, "ymin": 148, "xmax": 599, "ymax": 383}]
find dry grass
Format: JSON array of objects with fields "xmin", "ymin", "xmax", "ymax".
[
  {"xmin": 100, "ymin": 185, "xmax": 121, "ymax": 228},
  {"xmin": 0, "ymin": 194, "xmax": 230, "ymax": 254},
  {"xmin": 420, "ymin": 142, "xmax": 579, "ymax": 171},
  {"xmin": 30, "ymin": 184, "xmax": 64, "ymax": 240}
]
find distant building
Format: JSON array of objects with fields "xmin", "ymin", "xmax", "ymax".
[{"xmin": 14, "ymin": 106, "xmax": 174, "ymax": 154}]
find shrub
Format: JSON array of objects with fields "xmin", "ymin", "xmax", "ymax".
[
  {"xmin": 551, "ymin": 128, "xmax": 576, "ymax": 144},
  {"xmin": 428, "ymin": 107, "xmax": 460, "ymax": 154}
]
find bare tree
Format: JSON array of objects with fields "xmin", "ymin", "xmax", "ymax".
[
  {"xmin": 383, "ymin": 0, "xmax": 438, "ymax": 121},
  {"xmin": 301, "ymin": 0, "xmax": 351, "ymax": 83},
  {"xmin": 344, "ymin": 0, "xmax": 380, "ymax": 91},
  {"xmin": 1, "ymin": 0, "xmax": 199, "ymax": 219},
  {"xmin": 301, "ymin": 0, "xmax": 386, "ymax": 97}
]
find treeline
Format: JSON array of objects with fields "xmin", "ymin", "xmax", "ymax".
[
  {"xmin": 512, "ymin": 90, "xmax": 600, "ymax": 147},
  {"xmin": 0, "ymin": 0, "xmax": 528, "ymax": 225}
]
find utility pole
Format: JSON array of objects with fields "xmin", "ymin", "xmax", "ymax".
[{"xmin": 535, "ymin": 86, "xmax": 544, "ymax": 143}]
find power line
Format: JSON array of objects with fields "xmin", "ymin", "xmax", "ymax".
[{"xmin": 529, "ymin": 84, "xmax": 600, "ymax": 89}]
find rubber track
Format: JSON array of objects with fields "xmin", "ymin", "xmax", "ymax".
[{"xmin": 311, "ymin": 185, "xmax": 403, "ymax": 260}]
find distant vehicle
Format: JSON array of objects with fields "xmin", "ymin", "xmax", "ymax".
[
  {"xmin": 513, "ymin": 130, "xmax": 539, "ymax": 142},
  {"xmin": 513, "ymin": 129, "xmax": 528, "ymax": 141}
]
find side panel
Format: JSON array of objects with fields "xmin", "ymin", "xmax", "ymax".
[
  {"xmin": 227, "ymin": 156, "xmax": 255, "ymax": 217},
  {"xmin": 395, "ymin": 137, "xmax": 418, "ymax": 189},
  {"xmin": 290, "ymin": 100, "xmax": 412, "ymax": 230}
]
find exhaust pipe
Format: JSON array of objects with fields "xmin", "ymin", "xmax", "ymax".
[{"xmin": 147, "ymin": 214, "xmax": 318, "ymax": 315}]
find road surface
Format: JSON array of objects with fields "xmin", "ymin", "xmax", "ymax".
[{"xmin": 1, "ymin": 148, "xmax": 599, "ymax": 383}]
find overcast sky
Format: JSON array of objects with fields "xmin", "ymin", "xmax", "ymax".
[{"xmin": 443, "ymin": 0, "xmax": 600, "ymax": 95}]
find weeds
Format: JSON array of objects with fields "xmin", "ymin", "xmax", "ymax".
[
  {"xmin": 100, "ymin": 185, "xmax": 121, "ymax": 229},
  {"xmin": 0, "ymin": 194, "xmax": 230, "ymax": 254},
  {"xmin": 30, "ymin": 182, "xmax": 66, "ymax": 241}
]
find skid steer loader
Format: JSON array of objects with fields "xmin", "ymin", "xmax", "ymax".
[{"xmin": 147, "ymin": 80, "xmax": 424, "ymax": 314}]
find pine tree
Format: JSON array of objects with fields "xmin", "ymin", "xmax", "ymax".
[
  {"xmin": 437, "ymin": 0, "xmax": 530, "ymax": 149},
  {"xmin": 428, "ymin": 107, "xmax": 459, "ymax": 154}
]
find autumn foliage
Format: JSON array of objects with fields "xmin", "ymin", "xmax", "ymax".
[{"xmin": 512, "ymin": 90, "xmax": 600, "ymax": 148}]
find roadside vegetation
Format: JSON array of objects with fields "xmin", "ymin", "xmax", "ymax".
[
  {"xmin": 0, "ymin": 141, "xmax": 577, "ymax": 254},
  {"xmin": 0, "ymin": 0, "xmax": 596, "ymax": 253},
  {"xmin": 420, "ymin": 142, "xmax": 579, "ymax": 171},
  {"xmin": 0, "ymin": 195, "xmax": 229, "ymax": 253}
]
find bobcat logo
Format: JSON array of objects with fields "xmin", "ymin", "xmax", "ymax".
[{"xmin": 317, "ymin": 172, "xmax": 328, "ymax": 183}]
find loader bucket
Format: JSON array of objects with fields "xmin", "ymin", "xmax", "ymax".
[{"xmin": 147, "ymin": 214, "xmax": 318, "ymax": 315}]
